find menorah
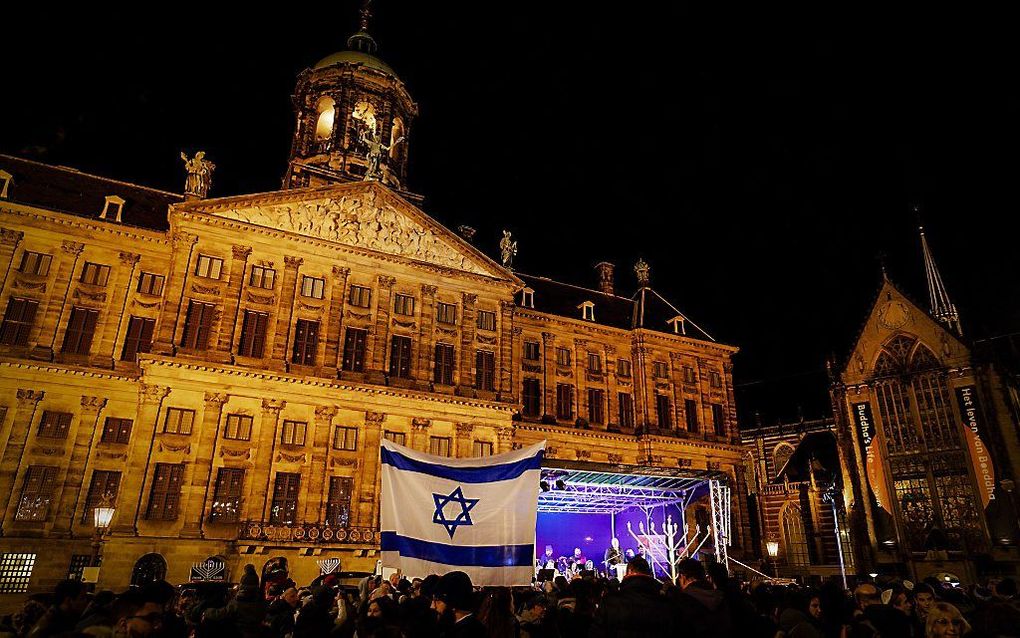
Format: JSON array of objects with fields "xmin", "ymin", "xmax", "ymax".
[{"xmin": 317, "ymin": 558, "xmax": 341, "ymax": 575}]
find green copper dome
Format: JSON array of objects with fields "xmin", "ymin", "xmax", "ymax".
[{"xmin": 313, "ymin": 50, "xmax": 397, "ymax": 77}]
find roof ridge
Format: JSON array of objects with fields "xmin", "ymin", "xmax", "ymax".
[
  {"xmin": 516, "ymin": 273, "xmax": 636, "ymax": 302},
  {"xmin": 1, "ymin": 153, "xmax": 184, "ymax": 199}
]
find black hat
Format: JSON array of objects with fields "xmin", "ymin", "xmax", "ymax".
[
  {"xmin": 239, "ymin": 564, "xmax": 259, "ymax": 592},
  {"xmin": 433, "ymin": 571, "xmax": 474, "ymax": 611}
]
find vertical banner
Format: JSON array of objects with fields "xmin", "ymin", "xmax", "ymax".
[
  {"xmin": 853, "ymin": 401, "xmax": 892, "ymax": 515},
  {"xmin": 955, "ymin": 386, "xmax": 996, "ymax": 508}
]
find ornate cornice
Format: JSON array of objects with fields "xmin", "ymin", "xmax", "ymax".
[
  {"xmin": 139, "ymin": 383, "xmax": 171, "ymax": 404},
  {"xmin": 261, "ymin": 398, "xmax": 287, "ymax": 413},
  {"xmin": 204, "ymin": 392, "xmax": 229, "ymax": 406},
  {"xmin": 2, "ymin": 203, "xmax": 169, "ymax": 246},
  {"xmin": 61, "ymin": 240, "xmax": 85, "ymax": 255},
  {"xmin": 420, "ymin": 284, "xmax": 438, "ymax": 296},
  {"xmin": 119, "ymin": 251, "xmax": 141, "ymax": 265},
  {"xmin": 0, "ymin": 227, "xmax": 25, "ymax": 246},
  {"xmin": 365, "ymin": 411, "xmax": 386, "ymax": 425},
  {"xmin": 80, "ymin": 396, "xmax": 108, "ymax": 412},
  {"xmin": 411, "ymin": 417, "xmax": 431, "ymax": 431},
  {"xmin": 378, "ymin": 275, "xmax": 396, "ymax": 289},
  {"xmin": 315, "ymin": 405, "xmax": 339, "ymax": 420},
  {"xmin": 16, "ymin": 389, "xmax": 44, "ymax": 405},
  {"xmin": 332, "ymin": 265, "xmax": 350, "ymax": 279},
  {"xmin": 172, "ymin": 230, "xmax": 199, "ymax": 247},
  {"xmin": 462, "ymin": 292, "xmax": 477, "ymax": 306},
  {"xmin": 455, "ymin": 422, "xmax": 474, "ymax": 436},
  {"xmin": 284, "ymin": 255, "xmax": 304, "ymax": 269},
  {"xmin": 232, "ymin": 245, "xmax": 253, "ymax": 260}
]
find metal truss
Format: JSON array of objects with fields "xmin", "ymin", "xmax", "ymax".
[
  {"xmin": 537, "ymin": 469, "xmax": 708, "ymax": 514},
  {"xmin": 709, "ymin": 479, "xmax": 732, "ymax": 566}
]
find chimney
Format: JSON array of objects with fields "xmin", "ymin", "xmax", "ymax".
[{"xmin": 595, "ymin": 262, "xmax": 615, "ymax": 295}]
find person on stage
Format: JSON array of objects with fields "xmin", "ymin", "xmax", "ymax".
[
  {"xmin": 624, "ymin": 548, "xmax": 635, "ymax": 563},
  {"xmin": 570, "ymin": 547, "xmax": 586, "ymax": 574},
  {"xmin": 604, "ymin": 538, "xmax": 624, "ymax": 579},
  {"xmin": 537, "ymin": 545, "xmax": 556, "ymax": 570}
]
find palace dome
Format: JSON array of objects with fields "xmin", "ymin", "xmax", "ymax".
[{"xmin": 313, "ymin": 50, "xmax": 397, "ymax": 77}]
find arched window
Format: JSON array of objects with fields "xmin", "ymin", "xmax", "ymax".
[
  {"xmin": 315, "ymin": 97, "xmax": 336, "ymax": 141},
  {"xmin": 909, "ymin": 344, "xmax": 940, "ymax": 371},
  {"xmin": 781, "ymin": 503, "xmax": 810, "ymax": 566},
  {"xmin": 130, "ymin": 553, "xmax": 167, "ymax": 586},
  {"xmin": 773, "ymin": 443, "xmax": 795, "ymax": 478}
]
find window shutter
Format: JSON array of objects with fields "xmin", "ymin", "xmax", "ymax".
[{"xmin": 16, "ymin": 299, "xmax": 37, "ymax": 345}]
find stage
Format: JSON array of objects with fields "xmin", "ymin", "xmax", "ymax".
[{"xmin": 534, "ymin": 460, "xmax": 733, "ymax": 581}]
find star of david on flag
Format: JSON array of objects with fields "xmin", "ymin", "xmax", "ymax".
[{"xmin": 380, "ymin": 438, "xmax": 546, "ymax": 586}]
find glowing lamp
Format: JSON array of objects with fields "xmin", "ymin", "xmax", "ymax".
[
  {"xmin": 869, "ymin": 572, "xmax": 878, "ymax": 579},
  {"xmin": 766, "ymin": 540, "xmax": 779, "ymax": 558},
  {"xmin": 93, "ymin": 504, "xmax": 116, "ymax": 531}
]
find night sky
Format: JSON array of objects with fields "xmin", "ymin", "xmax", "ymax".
[{"xmin": 3, "ymin": 6, "xmax": 1017, "ymax": 424}]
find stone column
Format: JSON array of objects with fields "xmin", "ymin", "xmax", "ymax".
[
  {"xmin": 114, "ymin": 383, "xmax": 170, "ymax": 535},
  {"xmin": 456, "ymin": 423, "xmax": 474, "ymax": 458},
  {"xmin": 458, "ymin": 293, "xmax": 478, "ymax": 391},
  {"xmin": 51, "ymin": 396, "xmax": 108, "ymax": 536},
  {"xmin": 305, "ymin": 405, "xmax": 337, "ymax": 523},
  {"xmin": 32, "ymin": 240, "xmax": 84, "ymax": 360},
  {"xmin": 723, "ymin": 363, "xmax": 737, "ymax": 442},
  {"xmin": 573, "ymin": 339, "xmax": 588, "ymax": 423},
  {"xmin": 496, "ymin": 426, "xmax": 514, "ymax": 454},
  {"xmin": 180, "ymin": 392, "xmax": 229, "ymax": 538},
  {"xmin": 370, "ymin": 276, "xmax": 396, "ymax": 378},
  {"xmin": 415, "ymin": 285, "xmax": 437, "ymax": 383},
  {"xmin": 510, "ymin": 327, "xmax": 523, "ymax": 404},
  {"xmin": 214, "ymin": 246, "xmax": 251, "ymax": 357},
  {"xmin": 359, "ymin": 412, "xmax": 385, "ymax": 526},
  {"xmin": 670, "ymin": 353, "xmax": 684, "ymax": 432},
  {"xmin": 251, "ymin": 399, "xmax": 286, "ymax": 521},
  {"xmin": 541, "ymin": 333, "xmax": 555, "ymax": 419},
  {"xmin": 498, "ymin": 301, "xmax": 515, "ymax": 398},
  {"xmin": 323, "ymin": 267, "xmax": 350, "ymax": 373},
  {"xmin": 631, "ymin": 340, "xmax": 650, "ymax": 428},
  {"xmin": 152, "ymin": 231, "xmax": 198, "ymax": 355},
  {"xmin": 269, "ymin": 257, "xmax": 302, "ymax": 368},
  {"xmin": 0, "ymin": 228, "xmax": 25, "ymax": 296},
  {"xmin": 0, "ymin": 389, "xmax": 44, "ymax": 533},
  {"xmin": 91, "ymin": 252, "xmax": 140, "ymax": 368},
  {"xmin": 411, "ymin": 418, "xmax": 431, "ymax": 453}
]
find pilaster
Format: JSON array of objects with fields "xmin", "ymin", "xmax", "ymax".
[
  {"xmin": 32, "ymin": 240, "xmax": 84, "ymax": 361},
  {"xmin": 51, "ymin": 396, "xmax": 108, "ymax": 536},
  {"xmin": 305, "ymin": 405, "xmax": 337, "ymax": 522},
  {"xmin": 0, "ymin": 389, "xmax": 45, "ymax": 534},
  {"xmin": 180, "ymin": 392, "xmax": 229, "ymax": 538},
  {"xmin": 252, "ymin": 399, "xmax": 286, "ymax": 521},
  {"xmin": 114, "ymin": 383, "xmax": 170, "ymax": 535},
  {"xmin": 359, "ymin": 411, "xmax": 385, "ymax": 527},
  {"xmin": 370, "ymin": 276, "xmax": 396, "ymax": 376},
  {"xmin": 455, "ymin": 423, "xmax": 475, "ymax": 458},
  {"xmin": 152, "ymin": 231, "xmax": 198, "ymax": 355},
  {"xmin": 411, "ymin": 418, "xmax": 431, "ymax": 452},
  {"xmin": 496, "ymin": 426, "xmax": 515, "ymax": 454},
  {"xmin": 214, "ymin": 245, "xmax": 252, "ymax": 357},
  {"xmin": 541, "ymin": 332, "xmax": 556, "ymax": 419},
  {"xmin": 270, "ymin": 257, "xmax": 302, "ymax": 367},
  {"xmin": 0, "ymin": 228, "xmax": 25, "ymax": 297},
  {"xmin": 416, "ymin": 285, "xmax": 437, "ymax": 382},
  {"xmin": 323, "ymin": 267, "xmax": 350, "ymax": 373},
  {"xmin": 458, "ymin": 293, "xmax": 478, "ymax": 392},
  {"xmin": 92, "ymin": 252, "xmax": 140, "ymax": 368},
  {"xmin": 498, "ymin": 301, "xmax": 514, "ymax": 398}
]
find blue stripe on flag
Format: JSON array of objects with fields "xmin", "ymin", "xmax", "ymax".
[
  {"xmin": 380, "ymin": 447, "xmax": 542, "ymax": 483},
  {"xmin": 380, "ymin": 532, "xmax": 534, "ymax": 567}
]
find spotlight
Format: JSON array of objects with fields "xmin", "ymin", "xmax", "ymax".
[
  {"xmin": 555, "ymin": 479, "xmax": 566, "ymax": 491},
  {"xmin": 540, "ymin": 481, "xmax": 550, "ymax": 492}
]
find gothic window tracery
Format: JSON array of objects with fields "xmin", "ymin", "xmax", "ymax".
[
  {"xmin": 773, "ymin": 443, "xmax": 795, "ymax": 478},
  {"xmin": 781, "ymin": 503, "xmax": 810, "ymax": 566}
]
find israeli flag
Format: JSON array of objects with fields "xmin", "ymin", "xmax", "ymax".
[{"xmin": 380, "ymin": 438, "xmax": 545, "ymax": 586}]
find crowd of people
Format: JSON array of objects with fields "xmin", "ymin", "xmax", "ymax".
[{"xmin": 2, "ymin": 557, "xmax": 1019, "ymax": 638}]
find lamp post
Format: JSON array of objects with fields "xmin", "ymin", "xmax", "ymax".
[
  {"xmin": 766, "ymin": 539, "xmax": 780, "ymax": 578},
  {"xmin": 91, "ymin": 498, "xmax": 116, "ymax": 574},
  {"xmin": 823, "ymin": 482, "xmax": 849, "ymax": 590}
]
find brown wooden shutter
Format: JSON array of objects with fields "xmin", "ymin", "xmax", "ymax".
[{"xmin": 239, "ymin": 311, "xmax": 255, "ymax": 356}]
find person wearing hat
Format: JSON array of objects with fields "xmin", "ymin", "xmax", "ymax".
[
  {"xmin": 202, "ymin": 564, "xmax": 267, "ymax": 638},
  {"xmin": 431, "ymin": 571, "xmax": 484, "ymax": 637}
]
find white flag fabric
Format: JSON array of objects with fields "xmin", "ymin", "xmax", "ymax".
[{"xmin": 380, "ymin": 438, "xmax": 546, "ymax": 586}]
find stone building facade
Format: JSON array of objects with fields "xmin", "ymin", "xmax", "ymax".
[{"xmin": 0, "ymin": 22, "xmax": 750, "ymax": 602}]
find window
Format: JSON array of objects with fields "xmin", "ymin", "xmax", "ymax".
[
  {"xmin": 300, "ymin": 275, "xmax": 325, "ymax": 299},
  {"xmin": 18, "ymin": 251, "xmax": 51, "ymax": 276},
  {"xmin": 280, "ymin": 420, "xmax": 307, "ymax": 446},
  {"xmin": 477, "ymin": 310, "xmax": 496, "ymax": 331},
  {"xmin": 394, "ymin": 294, "xmax": 415, "ymax": 316},
  {"xmin": 556, "ymin": 347, "xmax": 571, "ymax": 366},
  {"xmin": 683, "ymin": 366, "xmax": 697, "ymax": 383},
  {"xmin": 0, "ymin": 553, "xmax": 37, "ymax": 594},
  {"xmin": 653, "ymin": 361, "xmax": 670, "ymax": 379},
  {"xmin": 83, "ymin": 470, "xmax": 121, "ymax": 524},
  {"xmin": 436, "ymin": 302, "xmax": 457, "ymax": 325},
  {"xmin": 685, "ymin": 399, "xmax": 699, "ymax": 433},
  {"xmin": 325, "ymin": 477, "xmax": 353, "ymax": 527},
  {"xmin": 100, "ymin": 195, "xmax": 124, "ymax": 222},
  {"xmin": 163, "ymin": 408, "xmax": 195, "ymax": 435},
  {"xmin": 341, "ymin": 328, "xmax": 367, "ymax": 372},
  {"xmin": 383, "ymin": 431, "xmax": 406, "ymax": 446},
  {"xmin": 618, "ymin": 393, "xmax": 634, "ymax": 428},
  {"xmin": 523, "ymin": 341, "xmax": 540, "ymax": 361},
  {"xmin": 710, "ymin": 371, "xmax": 723, "ymax": 388},
  {"xmin": 210, "ymin": 468, "xmax": 244, "ymax": 523},
  {"xmin": 434, "ymin": 343, "xmax": 455, "ymax": 385},
  {"xmin": 556, "ymin": 384, "xmax": 573, "ymax": 420},
  {"xmin": 587, "ymin": 389, "xmax": 605, "ymax": 425},
  {"xmin": 773, "ymin": 444, "xmax": 795, "ymax": 476},
  {"xmin": 333, "ymin": 426, "xmax": 358, "ymax": 451},
  {"xmin": 348, "ymin": 285, "xmax": 371, "ymax": 308},
  {"xmin": 38, "ymin": 411, "xmax": 72, "ymax": 439},
  {"xmin": 579, "ymin": 301, "xmax": 595, "ymax": 321},
  {"xmin": 292, "ymin": 319, "xmax": 319, "ymax": 365},
  {"xmin": 473, "ymin": 441, "xmax": 493, "ymax": 457},
  {"xmin": 248, "ymin": 266, "xmax": 275, "ymax": 290},
  {"xmin": 782, "ymin": 505, "xmax": 810, "ymax": 566},
  {"xmin": 80, "ymin": 262, "xmax": 110, "ymax": 286},
  {"xmin": 270, "ymin": 473, "xmax": 301, "ymax": 524},
  {"xmin": 429, "ymin": 436, "xmax": 452, "ymax": 457},
  {"xmin": 137, "ymin": 272, "xmax": 165, "ymax": 296},
  {"xmin": 237, "ymin": 310, "xmax": 269, "ymax": 358},
  {"xmin": 223, "ymin": 414, "xmax": 253, "ymax": 441},
  {"xmin": 616, "ymin": 359, "xmax": 631, "ymax": 377},
  {"xmin": 181, "ymin": 301, "xmax": 215, "ymax": 350},
  {"xmin": 61, "ymin": 307, "xmax": 99, "ymax": 355},
  {"xmin": 0, "ymin": 298, "xmax": 39, "ymax": 346},
  {"xmin": 475, "ymin": 350, "xmax": 495, "ymax": 391},
  {"xmin": 15, "ymin": 466, "xmax": 58, "ymax": 521},
  {"xmin": 145, "ymin": 463, "xmax": 184, "ymax": 520},
  {"xmin": 587, "ymin": 353, "xmax": 602, "ymax": 372},
  {"xmin": 389, "ymin": 335, "xmax": 412, "ymax": 378},
  {"xmin": 194, "ymin": 254, "xmax": 223, "ymax": 279},
  {"xmin": 522, "ymin": 378, "xmax": 541, "ymax": 417},
  {"xmin": 121, "ymin": 316, "xmax": 155, "ymax": 362},
  {"xmin": 712, "ymin": 404, "xmax": 726, "ymax": 436},
  {"xmin": 521, "ymin": 288, "xmax": 534, "ymax": 308},
  {"xmin": 101, "ymin": 417, "xmax": 132, "ymax": 444},
  {"xmin": 656, "ymin": 394, "xmax": 672, "ymax": 428}
]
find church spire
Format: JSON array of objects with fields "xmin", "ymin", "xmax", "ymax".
[
  {"xmin": 347, "ymin": 0, "xmax": 378, "ymax": 54},
  {"xmin": 918, "ymin": 213, "xmax": 962, "ymax": 336}
]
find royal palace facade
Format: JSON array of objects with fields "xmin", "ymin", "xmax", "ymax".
[{"xmin": 0, "ymin": 18, "xmax": 751, "ymax": 601}]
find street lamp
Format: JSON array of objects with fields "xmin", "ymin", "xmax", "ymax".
[
  {"xmin": 823, "ymin": 483, "xmax": 849, "ymax": 590},
  {"xmin": 91, "ymin": 498, "xmax": 116, "ymax": 575},
  {"xmin": 766, "ymin": 539, "xmax": 780, "ymax": 578}
]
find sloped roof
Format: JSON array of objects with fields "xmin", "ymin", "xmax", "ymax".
[
  {"xmin": 0, "ymin": 154, "xmax": 182, "ymax": 231},
  {"xmin": 633, "ymin": 287, "xmax": 715, "ymax": 341},
  {"xmin": 517, "ymin": 273, "xmax": 636, "ymax": 330}
]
